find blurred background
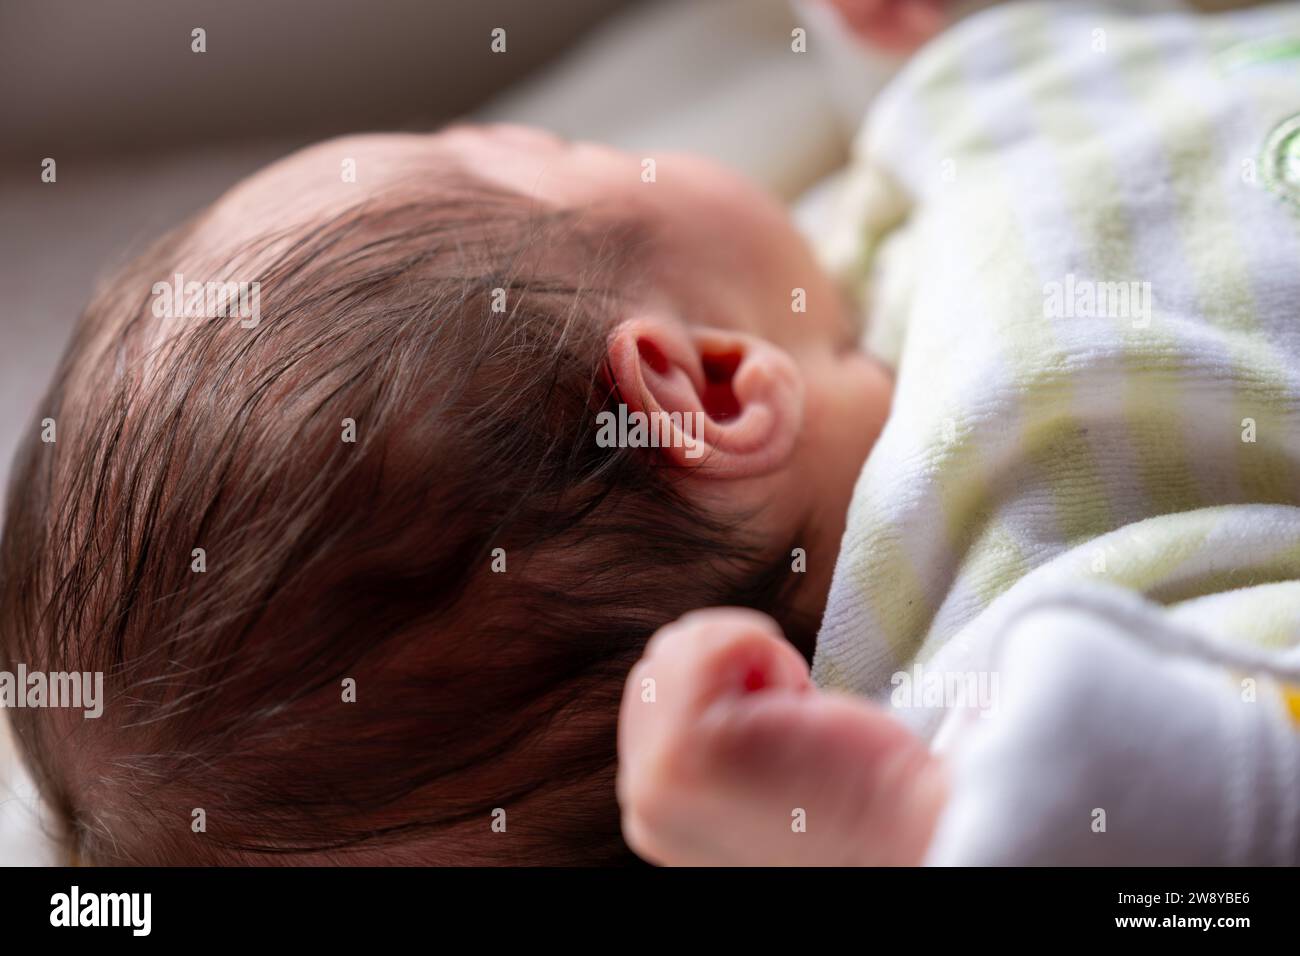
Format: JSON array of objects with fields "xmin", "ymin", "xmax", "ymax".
[{"xmin": 0, "ymin": 0, "xmax": 905, "ymax": 864}]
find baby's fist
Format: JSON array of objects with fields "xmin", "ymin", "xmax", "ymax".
[
  {"xmin": 616, "ymin": 607, "xmax": 946, "ymax": 866},
  {"xmin": 616, "ymin": 608, "xmax": 813, "ymax": 865},
  {"xmin": 822, "ymin": 0, "xmax": 948, "ymax": 54}
]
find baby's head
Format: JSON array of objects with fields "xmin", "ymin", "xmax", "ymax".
[{"xmin": 0, "ymin": 127, "xmax": 890, "ymax": 864}]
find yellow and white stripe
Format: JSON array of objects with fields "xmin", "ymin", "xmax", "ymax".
[{"xmin": 813, "ymin": 0, "xmax": 1300, "ymax": 703}]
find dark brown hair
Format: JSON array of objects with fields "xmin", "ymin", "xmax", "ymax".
[{"xmin": 0, "ymin": 179, "xmax": 813, "ymax": 865}]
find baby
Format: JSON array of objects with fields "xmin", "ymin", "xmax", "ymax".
[
  {"xmin": 0, "ymin": 110, "xmax": 890, "ymax": 865},
  {"xmin": 4, "ymin": 0, "xmax": 1299, "ymax": 866}
]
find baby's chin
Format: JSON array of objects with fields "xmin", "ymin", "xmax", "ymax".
[{"xmin": 809, "ymin": 345, "xmax": 893, "ymax": 496}]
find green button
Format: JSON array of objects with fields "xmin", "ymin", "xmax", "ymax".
[{"xmin": 1263, "ymin": 114, "xmax": 1300, "ymax": 207}]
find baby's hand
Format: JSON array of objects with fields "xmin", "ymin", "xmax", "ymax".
[
  {"xmin": 821, "ymin": 0, "xmax": 949, "ymax": 54},
  {"xmin": 616, "ymin": 607, "xmax": 946, "ymax": 865}
]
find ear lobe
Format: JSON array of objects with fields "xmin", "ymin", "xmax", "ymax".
[{"xmin": 605, "ymin": 316, "xmax": 804, "ymax": 479}]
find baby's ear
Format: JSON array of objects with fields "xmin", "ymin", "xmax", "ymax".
[{"xmin": 604, "ymin": 316, "xmax": 804, "ymax": 479}]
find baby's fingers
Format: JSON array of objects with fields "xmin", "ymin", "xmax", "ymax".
[
  {"xmin": 616, "ymin": 607, "xmax": 810, "ymax": 860},
  {"xmin": 618, "ymin": 608, "xmax": 809, "ymax": 779}
]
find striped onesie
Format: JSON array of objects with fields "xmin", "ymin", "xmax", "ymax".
[{"xmin": 812, "ymin": 0, "xmax": 1300, "ymax": 863}]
